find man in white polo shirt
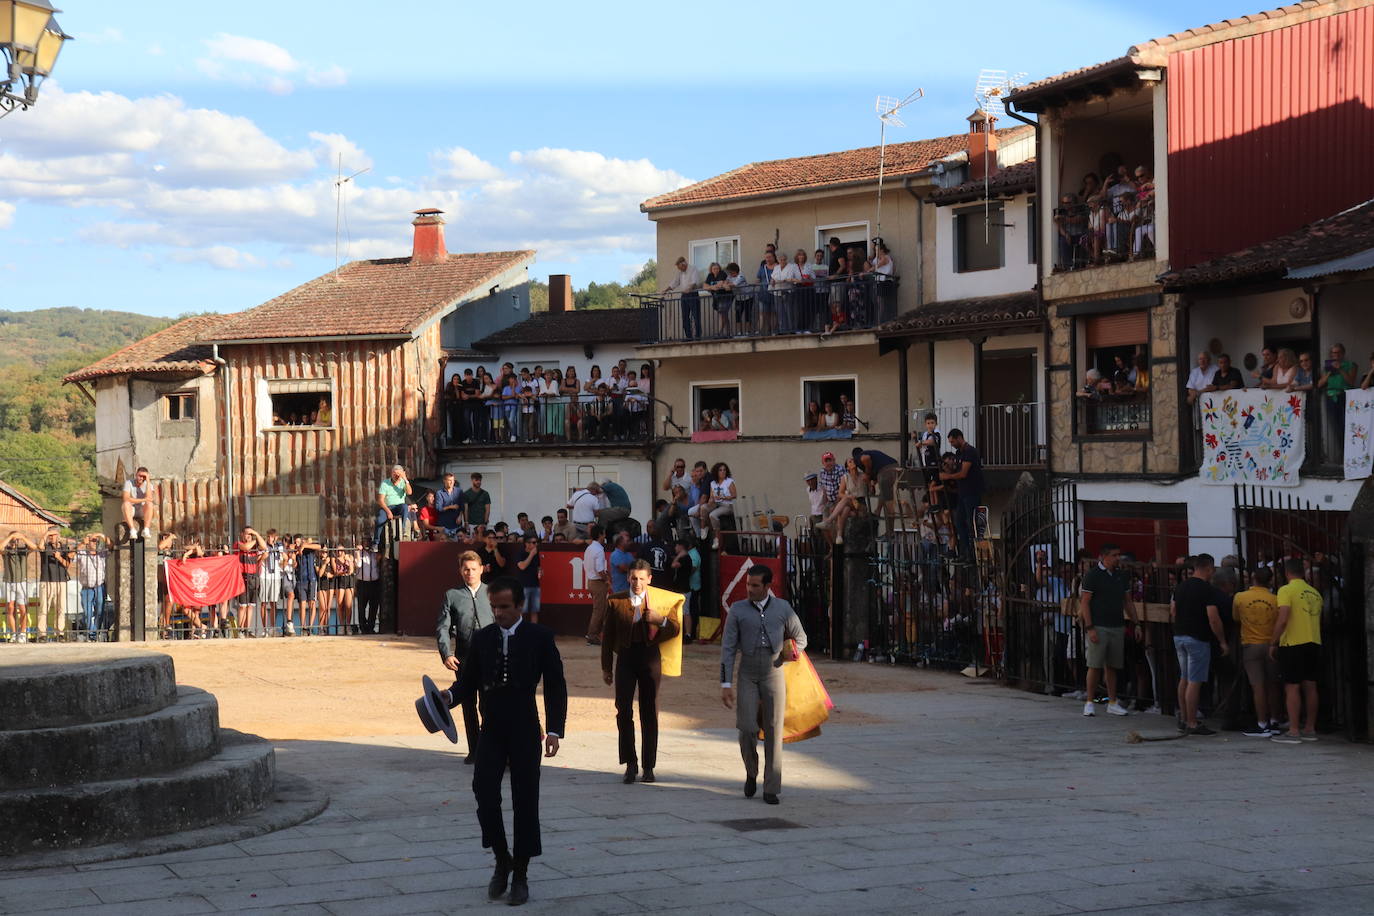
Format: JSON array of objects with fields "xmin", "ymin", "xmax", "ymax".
[{"xmin": 583, "ymin": 524, "xmax": 609, "ymax": 647}]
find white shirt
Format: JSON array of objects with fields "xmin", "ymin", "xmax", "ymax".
[
  {"xmin": 666, "ymin": 472, "xmax": 688, "ymax": 492},
  {"xmin": 779, "ymin": 262, "xmax": 803, "ymax": 283},
  {"xmin": 629, "ymin": 590, "xmax": 646, "ymax": 622},
  {"xmin": 873, "ymin": 255, "xmax": 894, "ymax": 277},
  {"xmin": 667, "ymin": 265, "xmax": 701, "ymax": 294},
  {"xmin": 711, "ymin": 477, "xmax": 735, "ymax": 505},
  {"xmin": 583, "ymin": 540, "xmax": 607, "ymax": 580},
  {"xmin": 568, "ymin": 489, "xmax": 599, "ymax": 524},
  {"xmin": 1186, "ymin": 364, "xmax": 1217, "ymax": 391}
]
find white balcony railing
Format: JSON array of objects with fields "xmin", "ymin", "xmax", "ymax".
[{"xmin": 921, "ymin": 403, "xmax": 1045, "ymax": 468}]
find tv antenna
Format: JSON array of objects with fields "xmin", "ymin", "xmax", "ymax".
[
  {"xmin": 333, "ymin": 153, "xmax": 370, "ymax": 279},
  {"xmin": 874, "ymin": 88, "xmax": 923, "ymax": 240},
  {"xmin": 971, "ymin": 69, "xmax": 1026, "ymax": 240}
]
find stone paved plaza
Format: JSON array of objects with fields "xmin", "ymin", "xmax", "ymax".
[{"xmin": 4, "ymin": 664, "xmax": 1374, "ymax": 915}]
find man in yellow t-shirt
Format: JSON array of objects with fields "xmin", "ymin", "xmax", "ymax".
[
  {"xmin": 1269, "ymin": 558, "xmax": 1323, "ymax": 745},
  {"xmin": 1232, "ymin": 568, "xmax": 1280, "ymax": 736}
]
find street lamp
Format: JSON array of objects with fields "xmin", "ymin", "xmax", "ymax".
[{"xmin": 0, "ymin": 0, "xmax": 71, "ymax": 118}]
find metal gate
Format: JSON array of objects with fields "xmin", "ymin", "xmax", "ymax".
[
  {"xmin": 1000, "ymin": 480, "xmax": 1081, "ymax": 693},
  {"xmin": 1234, "ymin": 485, "xmax": 1365, "ymax": 740}
]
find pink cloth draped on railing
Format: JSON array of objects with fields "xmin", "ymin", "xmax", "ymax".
[{"xmin": 691, "ymin": 430, "xmax": 738, "ymax": 443}]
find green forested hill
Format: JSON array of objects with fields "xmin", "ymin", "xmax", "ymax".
[{"xmin": 0, "ymin": 308, "xmax": 173, "ymax": 530}]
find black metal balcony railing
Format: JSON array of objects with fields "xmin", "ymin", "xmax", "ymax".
[
  {"xmin": 439, "ymin": 394, "xmax": 669, "ymax": 448},
  {"xmin": 928, "ymin": 403, "xmax": 1045, "ymax": 468},
  {"xmin": 635, "ymin": 275, "xmax": 898, "ymax": 344},
  {"xmin": 1081, "ymin": 396, "xmax": 1152, "ymax": 434},
  {"xmin": 1053, "ymin": 198, "xmax": 1155, "ymax": 271}
]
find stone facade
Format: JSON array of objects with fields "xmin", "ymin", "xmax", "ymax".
[{"xmin": 1042, "ymin": 260, "xmax": 1161, "ymax": 304}]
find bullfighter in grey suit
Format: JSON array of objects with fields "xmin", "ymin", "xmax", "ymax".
[
  {"xmin": 720, "ymin": 564, "xmax": 807, "ymax": 805},
  {"xmin": 437, "ymin": 550, "xmax": 494, "ymax": 762}
]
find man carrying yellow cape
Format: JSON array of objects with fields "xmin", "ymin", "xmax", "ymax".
[
  {"xmin": 720, "ymin": 563, "xmax": 829, "ymax": 806},
  {"xmin": 601, "ymin": 562, "xmax": 682, "ymax": 785}
]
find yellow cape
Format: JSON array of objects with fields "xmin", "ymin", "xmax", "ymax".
[
  {"xmin": 758, "ymin": 648, "xmax": 834, "ymax": 743},
  {"xmin": 648, "ymin": 586, "xmax": 686, "ymax": 678}
]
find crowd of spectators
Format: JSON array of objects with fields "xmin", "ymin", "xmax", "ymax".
[
  {"xmin": 443, "ymin": 359, "xmax": 655, "ymax": 446},
  {"xmin": 1053, "ymin": 162, "xmax": 1156, "ymax": 269},
  {"xmin": 656, "ymin": 236, "xmax": 897, "ymax": 341},
  {"xmin": 1185, "ymin": 343, "xmax": 1374, "ymax": 458},
  {"xmin": 1023, "ymin": 544, "xmax": 1338, "ymax": 739},
  {"xmin": 1, "ymin": 528, "xmax": 111, "ymax": 643}
]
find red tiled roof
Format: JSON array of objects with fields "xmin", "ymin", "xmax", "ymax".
[
  {"xmin": 208, "ymin": 250, "xmax": 536, "ymax": 342},
  {"xmin": 0, "ymin": 481, "xmax": 68, "ymax": 529},
  {"xmin": 641, "ymin": 126, "xmax": 1033, "ymax": 213},
  {"xmin": 63, "ymin": 314, "xmax": 233, "ymax": 383},
  {"xmin": 1162, "ymin": 197, "xmax": 1374, "ymax": 289},
  {"xmin": 930, "ymin": 161, "xmax": 1038, "ymax": 206},
  {"xmin": 1008, "ymin": 56, "xmax": 1144, "ymax": 102},
  {"xmin": 473, "ymin": 308, "xmax": 643, "ymax": 349},
  {"xmin": 878, "ymin": 291, "xmax": 1041, "ymax": 337}
]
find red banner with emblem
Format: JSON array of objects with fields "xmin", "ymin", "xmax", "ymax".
[{"xmin": 165, "ymin": 555, "xmax": 245, "ymax": 607}]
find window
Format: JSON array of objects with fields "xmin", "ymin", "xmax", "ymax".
[
  {"xmin": 259, "ymin": 378, "xmax": 335, "ymax": 430},
  {"xmin": 690, "ymin": 381, "xmax": 740, "ymax": 433},
  {"xmin": 801, "ymin": 376, "xmax": 857, "ymax": 429},
  {"xmin": 1078, "ymin": 311, "xmax": 1151, "ymax": 435},
  {"xmin": 689, "ymin": 236, "xmax": 740, "ymax": 274},
  {"xmin": 164, "ymin": 392, "xmax": 196, "ymax": 421},
  {"xmin": 248, "ymin": 495, "xmax": 322, "ymax": 539},
  {"xmin": 1027, "ymin": 197, "xmax": 1038, "ymax": 264},
  {"xmin": 955, "ymin": 203, "xmax": 1004, "ymax": 272},
  {"xmin": 816, "ymin": 222, "xmax": 870, "ymax": 256}
]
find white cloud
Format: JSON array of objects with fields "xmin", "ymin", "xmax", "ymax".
[
  {"xmin": 0, "ymin": 202, "xmax": 14, "ymax": 229},
  {"xmin": 1, "ymin": 86, "xmax": 688, "ymax": 277},
  {"xmin": 432, "ymin": 147, "xmax": 503, "ymax": 182},
  {"xmin": 197, "ymin": 33, "xmax": 347, "ymax": 93},
  {"xmin": 311, "ymin": 132, "xmax": 373, "ymax": 172},
  {"xmin": 203, "ymin": 33, "xmax": 299, "ymax": 73},
  {"xmin": 169, "ymin": 245, "xmax": 265, "ymax": 270},
  {"xmin": 83, "ymin": 27, "xmax": 125, "ymax": 45},
  {"xmin": 306, "ymin": 65, "xmax": 348, "ymax": 88}
]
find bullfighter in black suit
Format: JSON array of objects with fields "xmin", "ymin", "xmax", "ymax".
[{"xmin": 445, "ymin": 575, "xmax": 566, "ymax": 907}]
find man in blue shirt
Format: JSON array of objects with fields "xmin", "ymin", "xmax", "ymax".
[
  {"xmin": 609, "ymin": 532, "xmax": 636, "ymax": 594},
  {"xmin": 595, "ymin": 478, "xmax": 632, "ymax": 532},
  {"xmin": 434, "ymin": 472, "xmax": 464, "ymax": 537}
]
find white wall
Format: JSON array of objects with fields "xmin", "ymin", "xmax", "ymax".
[
  {"xmin": 933, "ymin": 339, "xmax": 976, "ymax": 409},
  {"xmin": 932, "ymin": 194, "xmax": 1038, "ymax": 301},
  {"xmin": 1189, "ymin": 289, "xmax": 1300, "ymax": 373},
  {"xmin": 93, "ymin": 379, "xmax": 132, "ymax": 483},
  {"xmin": 1076, "ymin": 476, "xmax": 1360, "ymax": 558},
  {"xmin": 445, "ymin": 344, "xmax": 646, "ymax": 387},
  {"xmin": 437, "ymin": 456, "xmax": 654, "ymax": 528}
]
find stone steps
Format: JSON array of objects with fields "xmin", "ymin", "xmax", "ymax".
[
  {"xmin": 0, "ymin": 649, "xmax": 177, "ymax": 730},
  {"xmin": 0, "ymin": 730, "xmax": 276, "ymax": 856},
  {"xmin": 0, "ymin": 647, "xmax": 292, "ymax": 857},
  {"xmin": 0, "ymin": 687, "xmax": 220, "ymax": 790}
]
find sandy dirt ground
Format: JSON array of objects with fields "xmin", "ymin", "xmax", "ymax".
[{"xmin": 128, "ymin": 635, "xmax": 921, "ymax": 741}]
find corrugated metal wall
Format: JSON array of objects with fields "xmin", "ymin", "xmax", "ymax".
[{"xmin": 1167, "ymin": 5, "xmax": 1374, "ymax": 268}]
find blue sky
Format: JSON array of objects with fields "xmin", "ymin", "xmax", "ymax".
[{"xmin": 2, "ymin": 0, "xmax": 1257, "ymax": 318}]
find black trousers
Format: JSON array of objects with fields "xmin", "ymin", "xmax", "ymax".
[
  {"xmin": 462, "ymin": 693, "xmax": 481, "ymax": 755},
  {"xmin": 356, "ymin": 579, "xmax": 380, "ymax": 633},
  {"xmin": 473, "ymin": 720, "xmax": 543, "ymax": 858},
  {"xmin": 614, "ymin": 643, "xmax": 661, "ymax": 770}
]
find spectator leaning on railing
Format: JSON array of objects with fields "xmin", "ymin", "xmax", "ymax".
[{"xmin": 663, "ymin": 256, "xmax": 702, "ymax": 340}]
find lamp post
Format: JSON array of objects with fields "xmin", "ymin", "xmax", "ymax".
[{"xmin": 0, "ymin": 0, "xmax": 71, "ymax": 118}]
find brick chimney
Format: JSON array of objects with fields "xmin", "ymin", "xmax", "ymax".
[
  {"xmin": 966, "ymin": 110, "xmax": 999, "ymax": 182},
  {"xmin": 411, "ymin": 208, "xmax": 447, "ymax": 265},
  {"xmin": 548, "ymin": 274, "xmax": 574, "ymax": 313}
]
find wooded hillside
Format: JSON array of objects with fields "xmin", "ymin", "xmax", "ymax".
[{"xmin": 0, "ymin": 308, "xmax": 172, "ymax": 531}]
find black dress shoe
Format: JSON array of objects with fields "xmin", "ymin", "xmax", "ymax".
[
  {"xmin": 488, "ymin": 855, "xmax": 512, "ymax": 899},
  {"xmin": 623, "ymin": 764, "xmax": 637, "ymax": 784},
  {"xmin": 744, "ymin": 776, "xmax": 757, "ymax": 798},
  {"xmin": 763, "ymin": 793, "xmax": 780, "ymax": 805},
  {"xmin": 464, "ymin": 753, "xmax": 475, "ymax": 765},
  {"xmin": 640, "ymin": 768, "xmax": 655, "ymax": 783},
  {"xmin": 508, "ymin": 877, "xmax": 529, "ymax": 906}
]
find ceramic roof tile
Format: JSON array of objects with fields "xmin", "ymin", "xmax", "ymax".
[
  {"xmin": 208, "ymin": 250, "xmax": 535, "ymax": 342},
  {"xmin": 63, "ymin": 314, "xmax": 232, "ymax": 383},
  {"xmin": 641, "ymin": 126, "xmax": 1033, "ymax": 212}
]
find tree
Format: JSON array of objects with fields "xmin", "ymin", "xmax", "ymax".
[{"xmin": 570, "ymin": 260, "xmax": 658, "ymax": 311}]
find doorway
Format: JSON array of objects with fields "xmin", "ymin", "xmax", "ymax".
[{"xmin": 979, "ymin": 349, "xmax": 1037, "ymax": 466}]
